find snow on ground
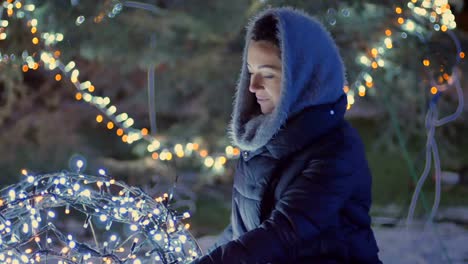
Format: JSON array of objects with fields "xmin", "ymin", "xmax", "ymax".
[{"xmin": 374, "ymin": 221, "xmax": 468, "ymax": 264}]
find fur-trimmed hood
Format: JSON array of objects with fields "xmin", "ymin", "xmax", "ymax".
[{"xmin": 229, "ymin": 7, "xmax": 347, "ymax": 151}]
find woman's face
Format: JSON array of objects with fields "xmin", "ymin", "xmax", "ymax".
[{"xmin": 247, "ymin": 40, "xmax": 282, "ymax": 114}]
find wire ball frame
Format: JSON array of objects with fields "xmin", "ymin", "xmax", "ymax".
[{"xmin": 0, "ymin": 169, "xmax": 201, "ymax": 264}]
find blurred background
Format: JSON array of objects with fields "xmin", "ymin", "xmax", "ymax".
[{"xmin": 1, "ymin": 0, "xmax": 467, "ymax": 262}]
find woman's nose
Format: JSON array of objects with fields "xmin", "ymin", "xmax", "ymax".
[{"xmin": 248, "ymin": 74, "xmax": 262, "ymax": 93}]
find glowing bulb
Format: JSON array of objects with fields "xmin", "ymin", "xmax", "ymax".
[
  {"xmin": 24, "ymin": 4, "xmax": 35, "ymax": 11},
  {"xmin": 174, "ymin": 144, "xmax": 183, "ymax": 152},
  {"xmin": 65, "ymin": 61, "xmax": 75, "ymax": 72},
  {"xmin": 123, "ymin": 118, "xmax": 134, "ymax": 128},
  {"xmin": 225, "ymin": 146, "xmax": 233, "ymax": 155},
  {"xmin": 22, "ymin": 223, "xmax": 29, "ymax": 234},
  {"xmin": 61, "ymin": 247, "xmax": 69, "ymax": 254},
  {"xmin": 107, "ymin": 106, "xmax": 117, "ymax": 115},
  {"xmin": 80, "ymin": 189, "xmax": 91, "ymax": 198},
  {"xmin": 107, "ymin": 122, "xmax": 114, "ymax": 130},
  {"xmin": 83, "ymin": 93, "xmax": 92, "ymax": 102},
  {"xmin": 32, "ymin": 220, "xmax": 39, "ymax": 229},
  {"xmin": 71, "ymin": 70, "xmax": 79, "ymax": 83},
  {"xmin": 204, "ymin": 157, "xmax": 214, "ymax": 167},
  {"xmin": 76, "ymin": 16, "xmax": 85, "ymax": 26},
  {"xmin": 116, "ymin": 113, "xmax": 128, "ymax": 122},
  {"xmin": 8, "ymin": 190, "xmax": 16, "ymax": 201},
  {"xmin": 377, "ymin": 59, "xmax": 385, "ymax": 67},
  {"xmin": 27, "ymin": 176, "xmax": 34, "ymax": 183}
]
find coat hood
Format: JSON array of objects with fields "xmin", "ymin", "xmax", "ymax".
[{"xmin": 229, "ymin": 7, "xmax": 347, "ymax": 151}]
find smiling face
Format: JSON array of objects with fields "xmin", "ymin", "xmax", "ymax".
[{"xmin": 247, "ymin": 40, "xmax": 282, "ymax": 114}]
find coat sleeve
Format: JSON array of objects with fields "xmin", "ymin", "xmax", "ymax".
[
  {"xmin": 205, "ymin": 224, "xmax": 233, "ymax": 254},
  {"xmin": 190, "ymin": 160, "xmax": 355, "ymax": 264}
]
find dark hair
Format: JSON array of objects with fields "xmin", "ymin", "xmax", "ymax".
[{"xmin": 251, "ymin": 15, "xmax": 279, "ymax": 47}]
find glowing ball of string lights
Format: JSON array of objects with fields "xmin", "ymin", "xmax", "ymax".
[{"xmin": 0, "ymin": 163, "xmax": 201, "ymax": 263}]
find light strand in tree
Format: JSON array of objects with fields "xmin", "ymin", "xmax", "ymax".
[
  {"xmin": 347, "ymin": 0, "xmax": 463, "ymax": 110},
  {"xmin": 0, "ymin": 0, "xmax": 241, "ymax": 174},
  {"xmin": 1, "ymin": 0, "xmax": 463, "ymax": 171}
]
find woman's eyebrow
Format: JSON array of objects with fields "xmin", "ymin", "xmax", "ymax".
[{"xmin": 247, "ymin": 63, "xmax": 281, "ymax": 70}]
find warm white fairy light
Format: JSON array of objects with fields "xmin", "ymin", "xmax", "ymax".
[
  {"xmin": 1, "ymin": 0, "xmax": 241, "ymax": 171},
  {"xmin": 0, "ymin": 169, "xmax": 201, "ymax": 263},
  {"xmin": 347, "ymin": 0, "xmax": 460, "ymax": 109},
  {"xmin": 2, "ymin": 1, "xmax": 462, "ymax": 170}
]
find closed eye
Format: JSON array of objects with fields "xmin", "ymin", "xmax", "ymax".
[{"xmin": 247, "ymin": 71, "xmax": 274, "ymax": 79}]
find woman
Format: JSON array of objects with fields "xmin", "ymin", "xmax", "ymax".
[{"xmin": 191, "ymin": 7, "xmax": 381, "ymax": 264}]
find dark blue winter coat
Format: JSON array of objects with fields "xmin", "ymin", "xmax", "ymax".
[{"xmin": 191, "ymin": 7, "xmax": 381, "ymax": 264}]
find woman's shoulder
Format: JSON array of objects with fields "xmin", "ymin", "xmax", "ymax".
[
  {"xmin": 285, "ymin": 121, "xmax": 369, "ymax": 176},
  {"xmin": 292, "ymin": 120, "xmax": 365, "ymax": 158}
]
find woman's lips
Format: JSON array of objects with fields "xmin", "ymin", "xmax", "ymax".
[{"xmin": 257, "ymin": 97, "xmax": 268, "ymax": 102}]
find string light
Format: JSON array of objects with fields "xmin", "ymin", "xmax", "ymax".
[
  {"xmin": 0, "ymin": 168, "xmax": 201, "ymax": 263},
  {"xmin": 346, "ymin": 0, "xmax": 458, "ymax": 109},
  {"xmin": 1, "ymin": 1, "xmax": 458, "ymax": 170}
]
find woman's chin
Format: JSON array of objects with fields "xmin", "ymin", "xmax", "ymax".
[{"xmin": 260, "ymin": 107, "xmax": 274, "ymax": 115}]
